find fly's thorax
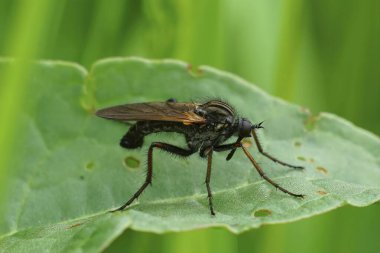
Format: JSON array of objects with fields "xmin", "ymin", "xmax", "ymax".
[
  {"xmin": 195, "ymin": 100, "xmax": 237, "ymax": 130},
  {"xmin": 196, "ymin": 100, "xmax": 235, "ymax": 117},
  {"xmin": 185, "ymin": 100, "xmax": 239, "ymax": 148}
]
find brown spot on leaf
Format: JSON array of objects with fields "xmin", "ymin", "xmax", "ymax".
[
  {"xmin": 186, "ymin": 63, "xmax": 203, "ymax": 76},
  {"xmin": 316, "ymin": 166, "xmax": 328, "ymax": 175},
  {"xmin": 317, "ymin": 190, "xmax": 328, "ymax": 195},
  {"xmin": 66, "ymin": 223, "xmax": 83, "ymax": 229},
  {"xmin": 304, "ymin": 113, "xmax": 321, "ymax": 131}
]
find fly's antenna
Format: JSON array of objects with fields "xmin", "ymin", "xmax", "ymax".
[{"xmin": 252, "ymin": 121, "xmax": 264, "ymax": 130}]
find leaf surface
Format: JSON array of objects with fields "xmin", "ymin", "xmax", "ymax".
[{"xmin": 1, "ymin": 58, "xmax": 379, "ymax": 252}]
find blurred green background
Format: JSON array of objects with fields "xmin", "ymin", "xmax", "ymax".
[{"xmin": 0, "ymin": 0, "xmax": 379, "ymax": 252}]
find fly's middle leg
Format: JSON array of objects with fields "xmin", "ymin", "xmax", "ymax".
[
  {"xmin": 205, "ymin": 149, "xmax": 215, "ymax": 215},
  {"xmin": 112, "ymin": 142, "xmax": 196, "ymax": 212}
]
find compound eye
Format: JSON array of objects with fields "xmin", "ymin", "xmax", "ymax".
[{"xmin": 239, "ymin": 118, "xmax": 252, "ymax": 137}]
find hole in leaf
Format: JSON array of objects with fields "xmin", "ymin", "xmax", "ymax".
[
  {"xmin": 85, "ymin": 162, "xmax": 95, "ymax": 171},
  {"xmin": 124, "ymin": 156, "xmax": 140, "ymax": 169},
  {"xmin": 316, "ymin": 166, "xmax": 328, "ymax": 175},
  {"xmin": 317, "ymin": 190, "xmax": 328, "ymax": 195},
  {"xmin": 294, "ymin": 141, "xmax": 302, "ymax": 147},
  {"xmin": 253, "ymin": 209, "xmax": 272, "ymax": 217},
  {"xmin": 297, "ymin": 156, "xmax": 306, "ymax": 161},
  {"xmin": 242, "ymin": 139, "xmax": 252, "ymax": 148}
]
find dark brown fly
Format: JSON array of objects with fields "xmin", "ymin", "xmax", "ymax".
[{"xmin": 96, "ymin": 99, "xmax": 304, "ymax": 215}]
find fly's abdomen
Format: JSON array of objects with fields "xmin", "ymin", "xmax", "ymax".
[
  {"xmin": 120, "ymin": 121, "xmax": 189, "ymax": 149},
  {"xmin": 120, "ymin": 123, "xmax": 145, "ymax": 149}
]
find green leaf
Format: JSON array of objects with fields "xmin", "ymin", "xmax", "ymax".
[{"xmin": 1, "ymin": 57, "xmax": 379, "ymax": 252}]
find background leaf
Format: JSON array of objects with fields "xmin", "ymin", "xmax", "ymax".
[{"xmin": 0, "ymin": 57, "xmax": 379, "ymax": 252}]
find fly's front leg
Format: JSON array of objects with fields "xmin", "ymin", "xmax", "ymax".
[
  {"xmin": 218, "ymin": 122, "xmax": 262, "ymax": 160},
  {"xmin": 240, "ymin": 145, "xmax": 305, "ymax": 198},
  {"xmin": 112, "ymin": 142, "xmax": 196, "ymax": 212},
  {"xmin": 217, "ymin": 142, "xmax": 305, "ymax": 198},
  {"xmin": 205, "ymin": 148, "xmax": 215, "ymax": 215},
  {"xmin": 251, "ymin": 129, "xmax": 304, "ymax": 169},
  {"xmin": 214, "ymin": 137, "xmax": 242, "ymax": 161}
]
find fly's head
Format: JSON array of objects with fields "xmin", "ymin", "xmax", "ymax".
[
  {"xmin": 237, "ymin": 118, "xmax": 252, "ymax": 138},
  {"xmin": 236, "ymin": 118, "xmax": 264, "ymax": 138}
]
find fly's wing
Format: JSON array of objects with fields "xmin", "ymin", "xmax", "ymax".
[{"xmin": 95, "ymin": 102, "xmax": 206, "ymax": 125}]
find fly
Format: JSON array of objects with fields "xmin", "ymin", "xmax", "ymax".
[{"xmin": 96, "ymin": 99, "xmax": 305, "ymax": 215}]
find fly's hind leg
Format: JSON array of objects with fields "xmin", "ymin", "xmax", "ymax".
[{"xmin": 112, "ymin": 142, "xmax": 196, "ymax": 212}]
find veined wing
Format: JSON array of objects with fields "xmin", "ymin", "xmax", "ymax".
[{"xmin": 95, "ymin": 102, "xmax": 206, "ymax": 125}]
